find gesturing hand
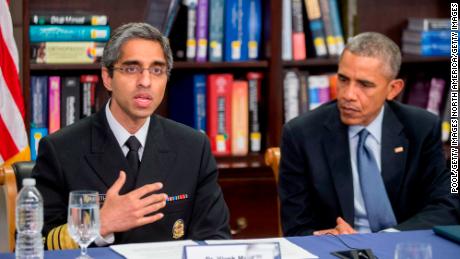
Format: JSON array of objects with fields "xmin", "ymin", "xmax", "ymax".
[
  {"xmin": 313, "ymin": 217, "xmax": 357, "ymax": 236},
  {"xmin": 99, "ymin": 171, "xmax": 168, "ymax": 237}
]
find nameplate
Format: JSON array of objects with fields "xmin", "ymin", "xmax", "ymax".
[{"xmin": 183, "ymin": 242, "xmax": 281, "ymax": 259}]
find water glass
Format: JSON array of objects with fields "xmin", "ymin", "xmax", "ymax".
[{"xmin": 67, "ymin": 190, "xmax": 100, "ymax": 259}]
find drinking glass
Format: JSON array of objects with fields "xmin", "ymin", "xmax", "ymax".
[
  {"xmin": 67, "ymin": 190, "xmax": 100, "ymax": 259},
  {"xmin": 394, "ymin": 242, "xmax": 432, "ymax": 259}
]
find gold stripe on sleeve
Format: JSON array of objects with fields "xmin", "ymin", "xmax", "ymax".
[{"xmin": 59, "ymin": 223, "xmax": 79, "ymax": 250}]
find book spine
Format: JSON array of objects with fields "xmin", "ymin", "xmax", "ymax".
[
  {"xmin": 30, "ymin": 42, "xmax": 104, "ymax": 64},
  {"xmin": 304, "ymin": 0, "xmax": 328, "ymax": 57},
  {"xmin": 298, "ymin": 71, "xmax": 309, "ymax": 114},
  {"xmin": 195, "ymin": 0, "xmax": 209, "ymax": 62},
  {"xmin": 282, "ymin": 0, "xmax": 293, "ymax": 61},
  {"xmin": 186, "ymin": 2, "xmax": 197, "ymax": 60},
  {"xmin": 80, "ymin": 75, "xmax": 99, "ymax": 118},
  {"xmin": 208, "ymin": 0, "xmax": 225, "ymax": 61},
  {"xmin": 402, "ymin": 30, "xmax": 451, "ymax": 45},
  {"xmin": 247, "ymin": 72, "xmax": 263, "ymax": 152},
  {"xmin": 207, "ymin": 74, "xmax": 233, "ymax": 156},
  {"xmin": 426, "ymin": 77, "xmax": 446, "ymax": 116},
  {"xmin": 194, "ymin": 74, "xmax": 207, "ymax": 133},
  {"xmin": 247, "ymin": 0, "xmax": 262, "ymax": 60},
  {"xmin": 292, "ymin": 0, "xmax": 307, "ymax": 60},
  {"xmin": 319, "ymin": 0, "xmax": 338, "ymax": 56},
  {"xmin": 30, "ymin": 127, "xmax": 48, "ymax": 161},
  {"xmin": 29, "ymin": 25, "xmax": 110, "ymax": 42},
  {"xmin": 225, "ymin": 0, "xmax": 246, "ymax": 61},
  {"xmin": 231, "ymin": 80, "xmax": 249, "ymax": 156},
  {"xmin": 328, "ymin": 0, "xmax": 345, "ymax": 54},
  {"xmin": 284, "ymin": 71, "xmax": 300, "ymax": 123},
  {"xmin": 30, "ymin": 14, "xmax": 108, "ymax": 25},
  {"xmin": 48, "ymin": 76, "xmax": 60, "ymax": 134},
  {"xmin": 30, "ymin": 76, "xmax": 48, "ymax": 128},
  {"xmin": 60, "ymin": 77, "xmax": 80, "ymax": 127},
  {"xmin": 163, "ymin": 0, "xmax": 182, "ymax": 36}
]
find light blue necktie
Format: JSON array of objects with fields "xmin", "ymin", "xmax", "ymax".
[{"xmin": 357, "ymin": 129, "xmax": 397, "ymax": 232}]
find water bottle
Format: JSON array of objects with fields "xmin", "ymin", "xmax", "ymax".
[{"xmin": 15, "ymin": 178, "xmax": 44, "ymax": 259}]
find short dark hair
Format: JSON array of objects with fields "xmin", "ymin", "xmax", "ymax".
[
  {"xmin": 341, "ymin": 32, "xmax": 401, "ymax": 79},
  {"xmin": 101, "ymin": 22, "xmax": 173, "ymax": 77}
]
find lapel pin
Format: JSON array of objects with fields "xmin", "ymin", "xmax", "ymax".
[
  {"xmin": 394, "ymin": 146, "xmax": 404, "ymax": 153},
  {"xmin": 166, "ymin": 194, "xmax": 189, "ymax": 203}
]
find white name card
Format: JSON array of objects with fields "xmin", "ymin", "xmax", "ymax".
[{"xmin": 184, "ymin": 243, "xmax": 281, "ymax": 259}]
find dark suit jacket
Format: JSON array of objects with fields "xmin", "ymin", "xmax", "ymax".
[
  {"xmin": 33, "ymin": 109, "xmax": 231, "ymax": 244},
  {"xmin": 279, "ymin": 101, "xmax": 459, "ymax": 236}
]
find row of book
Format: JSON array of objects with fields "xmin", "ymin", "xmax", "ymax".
[
  {"xmin": 30, "ymin": 75, "xmax": 99, "ymax": 159},
  {"xmin": 168, "ymin": 72, "xmax": 264, "ymax": 156},
  {"xmin": 283, "ymin": 70, "xmax": 337, "ymax": 122},
  {"xmin": 282, "ymin": 0, "xmax": 345, "ymax": 60},
  {"xmin": 29, "ymin": 13, "xmax": 110, "ymax": 63},
  {"xmin": 169, "ymin": 0, "xmax": 262, "ymax": 62},
  {"xmin": 402, "ymin": 18, "xmax": 451, "ymax": 57}
]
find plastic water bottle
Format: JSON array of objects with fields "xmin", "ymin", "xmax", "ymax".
[{"xmin": 15, "ymin": 178, "xmax": 44, "ymax": 259}]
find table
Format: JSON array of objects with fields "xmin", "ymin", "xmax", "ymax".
[{"xmin": 1, "ymin": 230, "xmax": 458, "ymax": 258}]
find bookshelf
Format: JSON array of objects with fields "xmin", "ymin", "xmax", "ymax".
[{"xmin": 19, "ymin": 0, "xmax": 451, "ymax": 238}]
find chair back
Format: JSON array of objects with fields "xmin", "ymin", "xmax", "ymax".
[
  {"xmin": 264, "ymin": 147, "xmax": 281, "ymax": 236},
  {"xmin": 0, "ymin": 161, "xmax": 35, "ymax": 252}
]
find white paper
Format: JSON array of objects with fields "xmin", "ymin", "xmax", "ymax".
[
  {"xmin": 110, "ymin": 239, "xmax": 198, "ymax": 259},
  {"xmin": 206, "ymin": 237, "xmax": 318, "ymax": 259},
  {"xmin": 185, "ymin": 243, "xmax": 280, "ymax": 259}
]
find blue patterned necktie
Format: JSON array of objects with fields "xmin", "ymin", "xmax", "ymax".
[{"xmin": 357, "ymin": 129, "xmax": 397, "ymax": 232}]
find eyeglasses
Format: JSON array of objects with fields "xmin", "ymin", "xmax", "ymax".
[{"xmin": 112, "ymin": 64, "xmax": 167, "ymax": 76}]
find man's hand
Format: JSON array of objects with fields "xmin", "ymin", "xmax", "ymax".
[
  {"xmin": 99, "ymin": 171, "xmax": 168, "ymax": 237},
  {"xmin": 313, "ymin": 217, "xmax": 357, "ymax": 236}
]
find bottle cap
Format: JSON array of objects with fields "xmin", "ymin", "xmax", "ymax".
[{"xmin": 22, "ymin": 178, "xmax": 36, "ymax": 186}]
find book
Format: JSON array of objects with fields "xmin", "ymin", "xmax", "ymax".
[
  {"xmin": 224, "ymin": 0, "xmax": 249, "ymax": 61},
  {"xmin": 308, "ymin": 74, "xmax": 330, "ymax": 110},
  {"xmin": 168, "ymin": 3, "xmax": 188, "ymax": 60},
  {"xmin": 282, "ymin": 0, "xmax": 293, "ymax": 61},
  {"xmin": 304, "ymin": 0, "xmax": 328, "ymax": 57},
  {"xmin": 30, "ymin": 76, "xmax": 48, "ymax": 128},
  {"xmin": 407, "ymin": 18, "xmax": 450, "ymax": 31},
  {"xmin": 208, "ymin": 0, "xmax": 225, "ymax": 61},
  {"xmin": 402, "ymin": 29, "xmax": 451, "ymax": 45},
  {"xmin": 283, "ymin": 70, "xmax": 300, "ymax": 123},
  {"xmin": 319, "ymin": 0, "xmax": 338, "ymax": 56},
  {"xmin": 291, "ymin": 0, "xmax": 307, "ymax": 60},
  {"xmin": 48, "ymin": 76, "xmax": 60, "ymax": 134},
  {"xmin": 195, "ymin": 0, "xmax": 209, "ymax": 62},
  {"xmin": 163, "ymin": 0, "xmax": 182, "ymax": 36},
  {"xmin": 231, "ymin": 80, "xmax": 249, "ymax": 156},
  {"xmin": 207, "ymin": 74, "xmax": 233, "ymax": 156},
  {"xmin": 60, "ymin": 77, "xmax": 80, "ymax": 127},
  {"xmin": 247, "ymin": 72, "xmax": 263, "ymax": 152},
  {"xmin": 426, "ymin": 77, "xmax": 446, "ymax": 116},
  {"xmin": 405, "ymin": 76, "xmax": 430, "ymax": 109},
  {"xmin": 30, "ymin": 13, "xmax": 108, "ymax": 25},
  {"xmin": 30, "ymin": 42, "xmax": 104, "ymax": 64},
  {"xmin": 80, "ymin": 75, "xmax": 99, "ymax": 118},
  {"xmin": 186, "ymin": 0, "xmax": 198, "ymax": 60},
  {"xmin": 298, "ymin": 70, "xmax": 309, "ymax": 114},
  {"xmin": 328, "ymin": 0, "xmax": 345, "ymax": 55},
  {"xmin": 247, "ymin": 0, "xmax": 262, "ymax": 60},
  {"xmin": 29, "ymin": 25, "xmax": 110, "ymax": 42},
  {"xmin": 145, "ymin": 0, "xmax": 173, "ymax": 33},
  {"xmin": 30, "ymin": 127, "xmax": 48, "ymax": 161},
  {"xmin": 168, "ymin": 74, "xmax": 207, "ymax": 133},
  {"xmin": 402, "ymin": 42, "xmax": 450, "ymax": 56}
]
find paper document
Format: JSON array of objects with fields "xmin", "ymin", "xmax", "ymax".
[
  {"xmin": 206, "ymin": 237, "xmax": 318, "ymax": 259},
  {"xmin": 110, "ymin": 239, "xmax": 198, "ymax": 259}
]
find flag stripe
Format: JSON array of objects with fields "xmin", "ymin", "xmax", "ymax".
[
  {"xmin": 0, "ymin": 28, "xmax": 25, "ymax": 117},
  {"xmin": 0, "ymin": 71, "xmax": 28, "ymax": 150},
  {"xmin": 0, "ymin": 0, "xmax": 19, "ymax": 70},
  {"xmin": 0, "ymin": 116, "xmax": 19, "ymax": 160}
]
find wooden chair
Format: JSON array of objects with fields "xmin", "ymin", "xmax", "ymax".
[
  {"xmin": 264, "ymin": 147, "xmax": 282, "ymax": 236},
  {"xmin": 0, "ymin": 161, "xmax": 35, "ymax": 252}
]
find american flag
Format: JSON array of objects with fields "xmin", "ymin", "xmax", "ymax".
[{"xmin": 0, "ymin": 0, "xmax": 30, "ymax": 165}]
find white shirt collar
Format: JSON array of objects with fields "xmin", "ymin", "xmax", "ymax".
[
  {"xmin": 105, "ymin": 99, "xmax": 150, "ymax": 149},
  {"xmin": 348, "ymin": 106, "xmax": 385, "ymax": 143}
]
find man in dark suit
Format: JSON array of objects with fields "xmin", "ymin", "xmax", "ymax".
[
  {"xmin": 279, "ymin": 32, "xmax": 459, "ymax": 236},
  {"xmin": 33, "ymin": 23, "xmax": 231, "ymax": 249}
]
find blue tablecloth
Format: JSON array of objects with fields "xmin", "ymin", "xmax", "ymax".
[{"xmin": 1, "ymin": 230, "xmax": 459, "ymax": 258}]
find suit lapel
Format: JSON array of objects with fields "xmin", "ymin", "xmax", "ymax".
[
  {"xmin": 135, "ymin": 115, "xmax": 177, "ymax": 188},
  {"xmin": 323, "ymin": 106, "xmax": 355, "ymax": 225},
  {"xmin": 85, "ymin": 110, "xmax": 132, "ymax": 194},
  {"xmin": 381, "ymin": 103, "xmax": 408, "ymax": 216}
]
